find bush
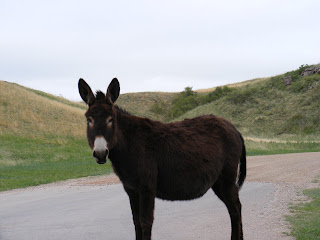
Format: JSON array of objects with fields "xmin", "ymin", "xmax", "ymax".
[
  {"xmin": 162, "ymin": 86, "xmax": 235, "ymax": 120},
  {"xmin": 290, "ymin": 74, "xmax": 320, "ymax": 93},
  {"xmin": 226, "ymin": 87, "xmax": 257, "ymax": 105},
  {"xmin": 166, "ymin": 87, "xmax": 200, "ymax": 120},
  {"xmin": 150, "ymin": 100, "xmax": 166, "ymax": 115},
  {"xmin": 295, "ymin": 64, "xmax": 310, "ymax": 75},
  {"xmin": 201, "ymin": 86, "xmax": 234, "ymax": 104}
]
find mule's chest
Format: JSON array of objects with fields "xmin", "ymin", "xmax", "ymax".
[{"xmin": 109, "ymin": 158, "xmax": 143, "ymax": 190}]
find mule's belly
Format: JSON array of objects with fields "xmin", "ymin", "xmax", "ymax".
[{"xmin": 155, "ymin": 172, "xmax": 215, "ymax": 201}]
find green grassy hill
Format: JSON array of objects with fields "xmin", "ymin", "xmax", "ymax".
[
  {"xmin": 117, "ymin": 91, "xmax": 177, "ymax": 121},
  {"xmin": 175, "ymin": 67, "xmax": 320, "ymax": 140}
]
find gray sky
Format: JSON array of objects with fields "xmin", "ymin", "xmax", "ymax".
[{"xmin": 1, "ymin": 0, "xmax": 319, "ymax": 101}]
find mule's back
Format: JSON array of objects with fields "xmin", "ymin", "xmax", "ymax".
[{"xmin": 147, "ymin": 115, "xmax": 243, "ymax": 201}]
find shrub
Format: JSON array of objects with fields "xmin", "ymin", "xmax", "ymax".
[
  {"xmin": 290, "ymin": 74, "xmax": 320, "ymax": 93},
  {"xmin": 201, "ymin": 86, "xmax": 234, "ymax": 104},
  {"xmin": 150, "ymin": 100, "xmax": 166, "ymax": 115},
  {"xmin": 226, "ymin": 87, "xmax": 257, "ymax": 105},
  {"xmin": 166, "ymin": 87, "xmax": 200, "ymax": 120},
  {"xmin": 163, "ymin": 86, "xmax": 235, "ymax": 121},
  {"xmin": 295, "ymin": 64, "xmax": 310, "ymax": 75}
]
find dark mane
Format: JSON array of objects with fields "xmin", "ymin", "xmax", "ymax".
[
  {"xmin": 95, "ymin": 91, "xmax": 106, "ymax": 101},
  {"xmin": 94, "ymin": 90, "xmax": 131, "ymax": 115},
  {"xmin": 115, "ymin": 105, "xmax": 131, "ymax": 115}
]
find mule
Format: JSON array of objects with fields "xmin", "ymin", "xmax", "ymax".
[{"xmin": 78, "ymin": 78, "xmax": 246, "ymax": 240}]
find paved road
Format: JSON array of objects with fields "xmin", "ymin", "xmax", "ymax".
[
  {"xmin": 0, "ymin": 182, "xmax": 281, "ymax": 240},
  {"xmin": 1, "ymin": 152, "xmax": 320, "ymax": 240}
]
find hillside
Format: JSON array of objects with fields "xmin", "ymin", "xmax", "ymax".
[
  {"xmin": 2, "ymin": 65, "xmax": 320, "ymax": 141},
  {"xmin": 195, "ymin": 77, "xmax": 269, "ymax": 93},
  {"xmin": 0, "ymin": 81, "xmax": 176, "ymax": 138},
  {"xmin": 0, "ymin": 81, "xmax": 86, "ymax": 138},
  {"xmin": 175, "ymin": 65, "xmax": 320, "ymax": 140},
  {"xmin": 2, "ymin": 65, "xmax": 320, "ymax": 140},
  {"xmin": 117, "ymin": 91, "xmax": 177, "ymax": 121}
]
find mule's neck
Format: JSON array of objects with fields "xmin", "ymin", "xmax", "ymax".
[
  {"xmin": 109, "ymin": 107, "xmax": 159, "ymax": 160},
  {"xmin": 115, "ymin": 107, "xmax": 158, "ymax": 134}
]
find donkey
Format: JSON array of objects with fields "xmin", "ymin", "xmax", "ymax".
[{"xmin": 78, "ymin": 78, "xmax": 246, "ymax": 240}]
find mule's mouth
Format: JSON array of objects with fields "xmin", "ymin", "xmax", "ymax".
[
  {"xmin": 95, "ymin": 157, "xmax": 107, "ymax": 164},
  {"xmin": 93, "ymin": 151, "xmax": 108, "ymax": 164},
  {"xmin": 92, "ymin": 137, "xmax": 108, "ymax": 165}
]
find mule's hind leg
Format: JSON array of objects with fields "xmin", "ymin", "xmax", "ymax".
[{"xmin": 212, "ymin": 180, "xmax": 243, "ymax": 240}]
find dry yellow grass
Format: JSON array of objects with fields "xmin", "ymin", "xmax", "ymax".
[
  {"xmin": 0, "ymin": 81, "xmax": 178, "ymax": 138},
  {"xmin": 0, "ymin": 81, "xmax": 86, "ymax": 138},
  {"xmin": 117, "ymin": 91, "xmax": 177, "ymax": 121},
  {"xmin": 195, "ymin": 77, "xmax": 270, "ymax": 93}
]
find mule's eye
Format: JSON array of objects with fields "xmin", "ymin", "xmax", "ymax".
[
  {"xmin": 107, "ymin": 117, "xmax": 113, "ymax": 126},
  {"xmin": 87, "ymin": 117, "xmax": 94, "ymax": 127}
]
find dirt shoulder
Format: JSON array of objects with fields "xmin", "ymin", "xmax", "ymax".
[
  {"xmin": 246, "ymin": 152, "xmax": 320, "ymax": 184},
  {"xmin": 245, "ymin": 152, "xmax": 320, "ymax": 239}
]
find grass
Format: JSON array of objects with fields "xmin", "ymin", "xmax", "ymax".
[
  {"xmin": 286, "ymin": 188, "xmax": 320, "ymax": 239},
  {"xmin": 117, "ymin": 91, "xmax": 177, "ymax": 121},
  {"xmin": 0, "ymin": 134, "xmax": 112, "ymax": 192},
  {"xmin": 245, "ymin": 140, "xmax": 320, "ymax": 156},
  {"xmin": 0, "ymin": 81, "xmax": 86, "ymax": 137},
  {"xmin": 174, "ymin": 69, "xmax": 320, "ymax": 138}
]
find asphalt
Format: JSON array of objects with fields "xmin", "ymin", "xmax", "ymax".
[{"xmin": 0, "ymin": 182, "xmax": 276, "ymax": 240}]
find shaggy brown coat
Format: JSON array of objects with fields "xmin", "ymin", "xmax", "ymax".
[{"xmin": 79, "ymin": 78, "xmax": 246, "ymax": 240}]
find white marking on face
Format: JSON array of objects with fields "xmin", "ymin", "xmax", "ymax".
[{"xmin": 93, "ymin": 136, "xmax": 108, "ymax": 152}]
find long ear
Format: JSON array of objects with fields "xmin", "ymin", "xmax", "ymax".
[
  {"xmin": 106, "ymin": 78, "xmax": 120, "ymax": 104},
  {"xmin": 78, "ymin": 78, "xmax": 95, "ymax": 105}
]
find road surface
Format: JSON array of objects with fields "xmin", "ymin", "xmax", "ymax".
[{"xmin": 1, "ymin": 152, "xmax": 319, "ymax": 240}]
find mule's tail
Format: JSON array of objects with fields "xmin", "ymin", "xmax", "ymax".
[{"xmin": 237, "ymin": 134, "xmax": 246, "ymax": 190}]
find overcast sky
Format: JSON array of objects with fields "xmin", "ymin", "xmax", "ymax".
[{"xmin": 1, "ymin": 0, "xmax": 319, "ymax": 101}]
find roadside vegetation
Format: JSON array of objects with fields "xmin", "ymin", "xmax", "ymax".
[
  {"xmin": 0, "ymin": 134, "xmax": 112, "ymax": 191},
  {"xmin": 245, "ymin": 140, "xmax": 320, "ymax": 156},
  {"xmin": 286, "ymin": 187, "xmax": 320, "ymax": 239}
]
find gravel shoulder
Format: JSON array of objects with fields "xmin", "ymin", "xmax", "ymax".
[{"xmin": 245, "ymin": 152, "xmax": 320, "ymax": 239}]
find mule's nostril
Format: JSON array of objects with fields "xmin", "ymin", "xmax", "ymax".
[{"xmin": 93, "ymin": 150, "xmax": 108, "ymax": 160}]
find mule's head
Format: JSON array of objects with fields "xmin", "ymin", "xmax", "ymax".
[{"xmin": 78, "ymin": 78, "xmax": 120, "ymax": 164}]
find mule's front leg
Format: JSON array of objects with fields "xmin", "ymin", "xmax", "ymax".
[
  {"xmin": 139, "ymin": 189, "xmax": 156, "ymax": 240},
  {"xmin": 125, "ymin": 188, "xmax": 143, "ymax": 240}
]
